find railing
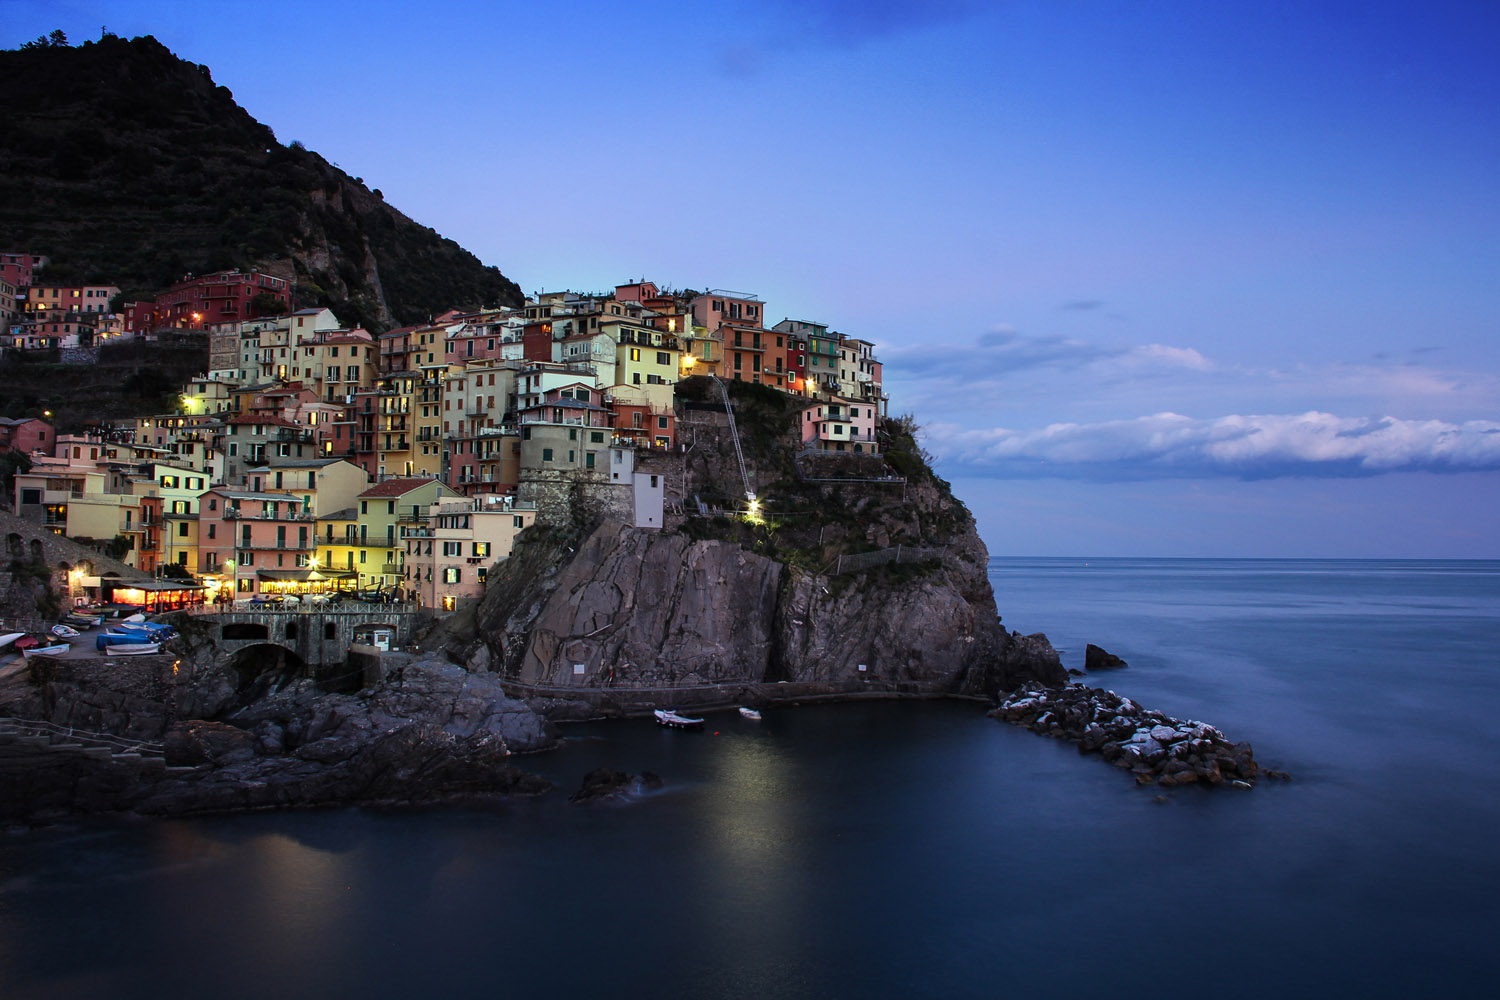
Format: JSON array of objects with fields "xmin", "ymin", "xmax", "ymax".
[{"xmin": 0, "ymin": 716, "xmax": 165, "ymax": 757}]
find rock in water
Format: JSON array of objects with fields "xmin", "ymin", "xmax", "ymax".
[
  {"xmin": 1085, "ymin": 643, "xmax": 1128, "ymax": 670},
  {"xmin": 570, "ymin": 767, "xmax": 663, "ymax": 804}
]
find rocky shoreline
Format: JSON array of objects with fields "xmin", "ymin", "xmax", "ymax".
[{"xmin": 992, "ymin": 682, "xmax": 1286, "ymax": 788}]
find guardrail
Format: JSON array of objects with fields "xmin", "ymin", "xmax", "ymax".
[{"xmin": 0, "ymin": 715, "xmax": 165, "ymax": 756}]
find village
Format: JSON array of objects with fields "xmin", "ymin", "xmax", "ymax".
[{"xmin": 1, "ymin": 258, "xmax": 888, "ymax": 615}]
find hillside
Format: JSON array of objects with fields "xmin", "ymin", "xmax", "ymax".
[{"xmin": 0, "ymin": 33, "xmax": 522, "ymax": 331}]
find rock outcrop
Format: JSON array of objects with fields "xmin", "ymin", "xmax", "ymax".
[
  {"xmin": 991, "ymin": 683, "xmax": 1283, "ymax": 788},
  {"xmin": 0, "ymin": 652, "xmax": 556, "ymax": 822},
  {"xmin": 469, "ymin": 519, "xmax": 1066, "ymax": 711},
  {"xmin": 1085, "ymin": 643, "xmax": 1128, "ymax": 670}
]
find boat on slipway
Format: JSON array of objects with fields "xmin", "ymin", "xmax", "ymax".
[
  {"xmin": 104, "ymin": 643, "xmax": 161, "ymax": 656},
  {"xmin": 22, "ymin": 643, "xmax": 70, "ymax": 659},
  {"xmin": 654, "ymin": 709, "xmax": 705, "ymax": 729}
]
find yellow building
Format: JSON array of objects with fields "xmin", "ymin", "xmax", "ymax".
[{"xmin": 352, "ymin": 477, "xmax": 461, "ymax": 592}]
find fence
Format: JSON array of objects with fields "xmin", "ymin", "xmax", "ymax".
[
  {"xmin": 0, "ymin": 715, "xmax": 165, "ymax": 756},
  {"xmin": 829, "ymin": 544, "xmax": 947, "ymax": 576}
]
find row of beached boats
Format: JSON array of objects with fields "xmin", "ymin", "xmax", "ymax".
[
  {"xmin": 653, "ymin": 706, "xmax": 762, "ymax": 728},
  {"xmin": 0, "ymin": 612, "xmax": 178, "ymax": 660}
]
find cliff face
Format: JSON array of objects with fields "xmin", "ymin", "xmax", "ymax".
[{"xmin": 468, "ymin": 513, "xmax": 1065, "ymax": 709}]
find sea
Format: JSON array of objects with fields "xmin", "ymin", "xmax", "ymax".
[{"xmin": 2, "ymin": 558, "xmax": 1498, "ymax": 999}]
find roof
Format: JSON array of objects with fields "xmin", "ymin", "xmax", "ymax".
[
  {"xmin": 358, "ymin": 477, "xmax": 447, "ymax": 499},
  {"xmin": 213, "ymin": 490, "xmax": 303, "ymax": 502},
  {"xmin": 226, "ymin": 415, "xmax": 301, "ymax": 428},
  {"xmin": 263, "ymin": 457, "xmax": 349, "ymax": 469}
]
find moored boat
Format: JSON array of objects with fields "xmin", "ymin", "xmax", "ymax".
[
  {"xmin": 96, "ymin": 631, "xmax": 159, "ymax": 651},
  {"xmin": 22, "ymin": 643, "xmax": 70, "ymax": 659},
  {"xmin": 50, "ymin": 624, "xmax": 81, "ymax": 640},
  {"xmin": 104, "ymin": 642, "xmax": 161, "ymax": 656},
  {"xmin": 738, "ymin": 706, "xmax": 762, "ymax": 721},
  {"xmin": 654, "ymin": 708, "xmax": 705, "ymax": 729},
  {"xmin": 0, "ymin": 632, "xmax": 24, "ymax": 650}
]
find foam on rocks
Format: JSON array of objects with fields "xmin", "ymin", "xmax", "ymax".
[{"xmin": 990, "ymin": 683, "xmax": 1289, "ymax": 788}]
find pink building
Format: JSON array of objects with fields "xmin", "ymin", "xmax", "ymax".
[
  {"xmin": 198, "ymin": 487, "xmax": 317, "ymax": 593},
  {"xmin": 690, "ymin": 289, "xmax": 766, "ymax": 330},
  {"xmin": 800, "ymin": 397, "xmax": 880, "ymax": 454},
  {"xmin": 403, "ymin": 496, "xmax": 536, "ymax": 612},
  {"xmin": 0, "ymin": 416, "xmax": 55, "ymax": 456}
]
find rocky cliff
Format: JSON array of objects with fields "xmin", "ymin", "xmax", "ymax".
[
  {"xmin": 0, "ymin": 34, "xmax": 522, "ymax": 330},
  {"xmin": 460, "ymin": 390, "xmax": 1066, "ymax": 712}
]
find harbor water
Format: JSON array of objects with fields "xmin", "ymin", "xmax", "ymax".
[{"xmin": 2, "ymin": 558, "xmax": 1498, "ymax": 998}]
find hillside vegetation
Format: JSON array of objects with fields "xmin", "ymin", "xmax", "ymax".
[{"xmin": 0, "ymin": 33, "xmax": 522, "ymax": 331}]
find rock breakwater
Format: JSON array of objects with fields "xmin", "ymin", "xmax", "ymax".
[{"xmin": 992, "ymin": 683, "xmax": 1283, "ymax": 788}]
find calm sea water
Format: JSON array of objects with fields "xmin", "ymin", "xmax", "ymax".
[{"xmin": 2, "ymin": 558, "xmax": 1498, "ymax": 999}]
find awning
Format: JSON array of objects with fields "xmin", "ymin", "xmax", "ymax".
[{"xmin": 254, "ymin": 568, "xmax": 358, "ymax": 581}]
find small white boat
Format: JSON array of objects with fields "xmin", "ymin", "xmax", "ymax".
[
  {"xmin": 22, "ymin": 643, "xmax": 70, "ymax": 659},
  {"xmin": 51, "ymin": 624, "xmax": 81, "ymax": 640},
  {"xmin": 738, "ymin": 706, "xmax": 762, "ymax": 721},
  {"xmin": 123, "ymin": 613, "xmax": 147, "ymax": 623},
  {"xmin": 0, "ymin": 632, "xmax": 24, "ymax": 650},
  {"xmin": 104, "ymin": 642, "xmax": 160, "ymax": 656},
  {"xmin": 654, "ymin": 708, "xmax": 705, "ymax": 729}
]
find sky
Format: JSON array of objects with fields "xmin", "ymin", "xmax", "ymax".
[{"xmin": 6, "ymin": 0, "xmax": 1499, "ymax": 557}]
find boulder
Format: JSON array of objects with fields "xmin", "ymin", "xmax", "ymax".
[{"xmin": 1084, "ymin": 643, "xmax": 1127, "ymax": 670}]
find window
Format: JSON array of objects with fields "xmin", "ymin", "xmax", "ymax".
[
  {"xmin": 657, "ymin": 416, "xmax": 668, "ymax": 429},
  {"xmin": 473, "ymin": 542, "xmax": 490, "ymax": 557},
  {"xmin": 360, "ymin": 501, "xmax": 368, "ymax": 514},
  {"xmin": 178, "ymin": 522, "xmax": 189, "ymax": 537},
  {"xmin": 208, "ymin": 523, "xmax": 216, "ymax": 539},
  {"xmin": 443, "ymin": 567, "xmax": 461, "ymax": 584},
  {"xmin": 656, "ymin": 352, "xmax": 669, "ymax": 366},
  {"xmin": 542, "ymin": 448, "xmax": 553, "ymax": 462},
  {"xmin": 590, "ymin": 431, "xmax": 604, "ymax": 443},
  {"xmin": 585, "ymin": 452, "xmax": 595, "ymax": 469},
  {"xmin": 387, "ymin": 501, "xmax": 395, "ymax": 514}
]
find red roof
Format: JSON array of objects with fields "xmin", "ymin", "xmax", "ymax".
[
  {"xmin": 227, "ymin": 415, "xmax": 301, "ymax": 428},
  {"xmin": 358, "ymin": 477, "xmax": 444, "ymax": 498}
]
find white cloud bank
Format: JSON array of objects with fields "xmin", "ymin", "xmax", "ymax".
[{"xmin": 925, "ymin": 411, "xmax": 1500, "ymax": 480}]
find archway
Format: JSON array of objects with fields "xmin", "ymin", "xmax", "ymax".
[{"xmin": 227, "ymin": 642, "xmax": 308, "ymax": 700}]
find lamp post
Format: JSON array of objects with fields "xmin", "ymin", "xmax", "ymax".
[{"xmin": 225, "ymin": 558, "xmax": 236, "ymax": 607}]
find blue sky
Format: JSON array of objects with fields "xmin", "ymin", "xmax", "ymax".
[{"xmin": 7, "ymin": 0, "xmax": 1498, "ymax": 556}]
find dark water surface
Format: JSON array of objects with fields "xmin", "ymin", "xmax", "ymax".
[{"xmin": 3, "ymin": 559, "xmax": 1498, "ymax": 998}]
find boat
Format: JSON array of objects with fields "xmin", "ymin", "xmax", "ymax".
[
  {"xmin": 50, "ymin": 624, "xmax": 81, "ymax": 640},
  {"xmin": 114, "ymin": 622, "xmax": 176, "ymax": 639},
  {"xmin": 0, "ymin": 632, "xmax": 24, "ymax": 650},
  {"xmin": 96, "ymin": 632, "xmax": 159, "ymax": 651},
  {"xmin": 123, "ymin": 613, "xmax": 147, "ymax": 623},
  {"xmin": 654, "ymin": 708, "xmax": 705, "ymax": 729},
  {"xmin": 738, "ymin": 707, "xmax": 762, "ymax": 721},
  {"xmin": 105, "ymin": 642, "xmax": 161, "ymax": 656},
  {"xmin": 22, "ymin": 643, "xmax": 70, "ymax": 659},
  {"xmin": 62, "ymin": 614, "xmax": 101, "ymax": 628}
]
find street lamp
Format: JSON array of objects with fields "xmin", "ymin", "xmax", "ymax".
[{"xmin": 225, "ymin": 558, "xmax": 237, "ymax": 605}]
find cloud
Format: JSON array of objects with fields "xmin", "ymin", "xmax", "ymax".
[
  {"xmin": 887, "ymin": 325, "xmax": 1213, "ymax": 381},
  {"xmin": 1060, "ymin": 299, "xmax": 1104, "ymax": 310},
  {"xmin": 923, "ymin": 411, "xmax": 1500, "ymax": 481}
]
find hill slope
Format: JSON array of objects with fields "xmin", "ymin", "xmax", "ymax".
[{"xmin": 0, "ymin": 34, "xmax": 521, "ymax": 331}]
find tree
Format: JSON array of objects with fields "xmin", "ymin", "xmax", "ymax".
[{"xmin": 250, "ymin": 291, "xmax": 289, "ymax": 316}]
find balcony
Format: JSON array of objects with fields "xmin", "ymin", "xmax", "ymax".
[
  {"xmin": 276, "ymin": 429, "xmax": 314, "ymax": 443},
  {"xmin": 465, "ymin": 404, "xmax": 487, "ymax": 417}
]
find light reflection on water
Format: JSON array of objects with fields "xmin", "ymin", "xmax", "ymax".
[{"xmin": 2, "ymin": 559, "xmax": 1498, "ymax": 998}]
